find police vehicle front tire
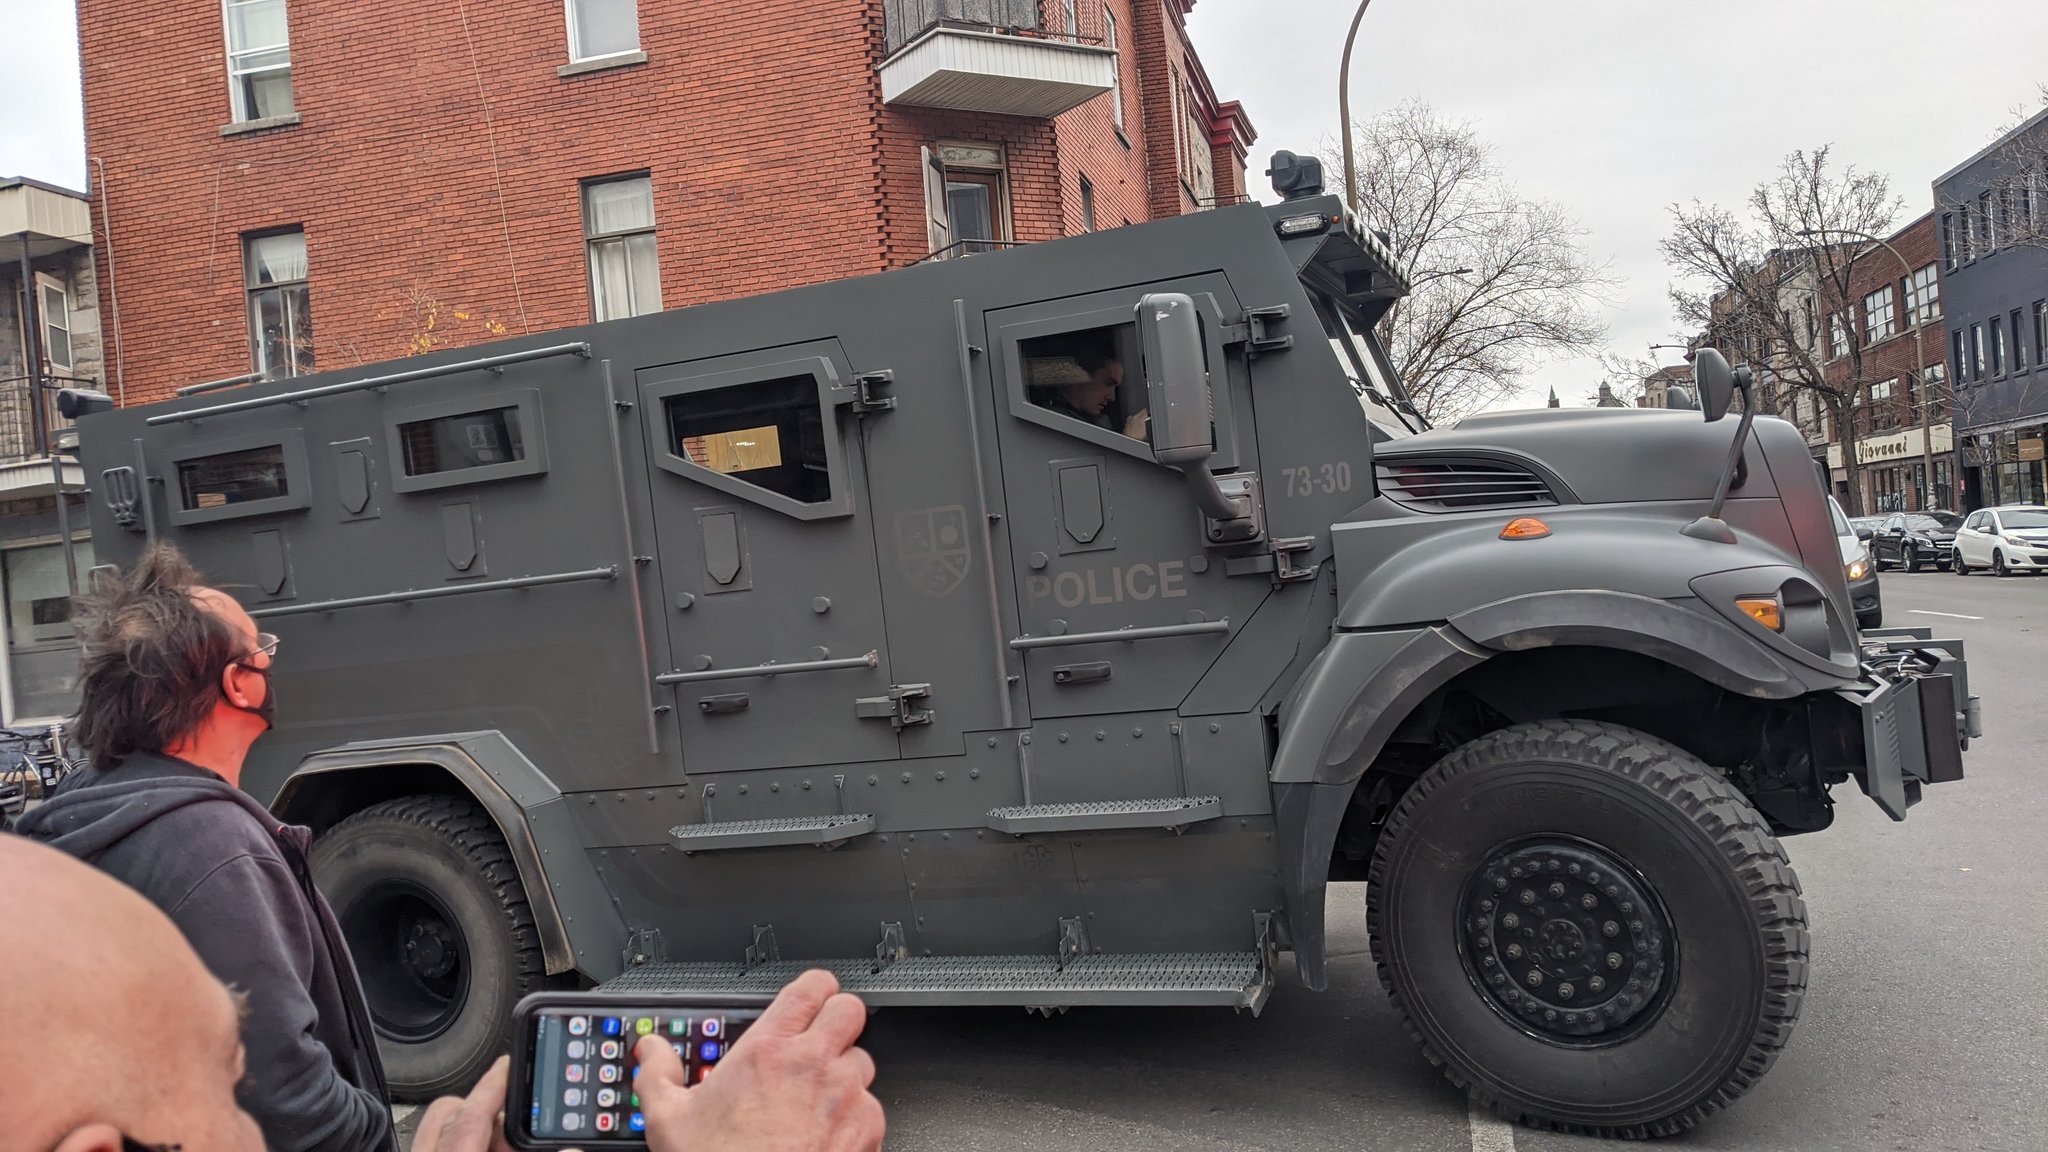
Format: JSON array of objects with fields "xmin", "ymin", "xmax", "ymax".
[
  {"xmin": 1366, "ymin": 720, "xmax": 1807, "ymax": 1138},
  {"xmin": 312, "ymin": 794, "xmax": 546, "ymax": 1099}
]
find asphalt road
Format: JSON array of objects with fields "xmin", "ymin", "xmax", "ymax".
[{"xmin": 398, "ymin": 571, "xmax": 2046, "ymax": 1152}]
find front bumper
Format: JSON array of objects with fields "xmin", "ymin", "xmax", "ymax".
[{"xmin": 1835, "ymin": 627, "xmax": 1979, "ymax": 820}]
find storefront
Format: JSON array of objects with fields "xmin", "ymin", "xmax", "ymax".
[
  {"xmin": 1829, "ymin": 424, "xmax": 1956, "ymax": 513},
  {"xmin": 1964, "ymin": 427, "xmax": 2047, "ymax": 508}
]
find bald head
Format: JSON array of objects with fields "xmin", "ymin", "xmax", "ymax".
[{"xmin": 0, "ymin": 835, "xmax": 263, "ymax": 1152}]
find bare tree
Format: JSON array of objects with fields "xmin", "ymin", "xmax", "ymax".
[
  {"xmin": 1662, "ymin": 147, "xmax": 1902, "ymax": 515},
  {"xmin": 1944, "ymin": 83, "xmax": 2048, "ymax": 252},
  {"xmin": 1322, "ymin": 100, "xmax": 1612, "ymax": 422}
]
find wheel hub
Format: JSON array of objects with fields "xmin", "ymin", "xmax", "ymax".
[
  {"xmin": 1459, "ymin": 840, "xmax": 1671, "ymax": 1042},
  {"xmin": 405, "ymin": 917, "xmax": 458, "ymax": 980}
]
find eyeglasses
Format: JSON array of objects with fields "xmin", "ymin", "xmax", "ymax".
[{"xmin": 242, "ymin": 633, "xmax": 280, "ymax": 662}]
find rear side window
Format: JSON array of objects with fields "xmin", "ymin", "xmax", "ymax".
[
  {"xmin": 399, "ymin": 406, "xmax": 527, "ymax": 477},
  {"xmin": 178, "ymin": 445, "xmax": 287, "ymax": 511}
]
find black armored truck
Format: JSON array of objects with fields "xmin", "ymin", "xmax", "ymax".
[{"xmin": 66, "ymin": 155, "xmax": 1977, "ymax": 1137}]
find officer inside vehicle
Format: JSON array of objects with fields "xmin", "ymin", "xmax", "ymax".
[{"xmin": 1027, "ymin": 342, "xmax": 1148, "ymax": 440}]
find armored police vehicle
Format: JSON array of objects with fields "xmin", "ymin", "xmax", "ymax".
[{"xmin": 67, "ymin": 153, "xmax": 1976, "ymax": 1137}]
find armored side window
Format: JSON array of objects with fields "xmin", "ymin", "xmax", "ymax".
[
  {"xmin": 1019, "ymin": 323, "xmax": 1149, "ymax": 444},
  {"xmin": 385, "ymin": 390, "xmax": 548, "ymax": 493},
  {"xmin": 165, "ymin": 431, "xmax": 312, "ymax": 526},
  {"xmin": 664, "ymin": 375, "xmax": 831, "ymax": 505}
]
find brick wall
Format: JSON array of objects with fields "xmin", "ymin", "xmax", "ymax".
[
  {"xmin": 79, "ymin": 0, "xmax": 1245, "ymax": 405},
  {"xmin": 1822, "ymin": 214, "xmax": 1946, "ymax": 434}
]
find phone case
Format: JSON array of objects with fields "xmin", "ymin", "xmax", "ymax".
[{"xmin": 503, "ymin": 990, "xmax": 776, "ymax": 1152}]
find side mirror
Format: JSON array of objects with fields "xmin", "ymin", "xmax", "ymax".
[
  {"xmin": 1693, "ymin": 349, "xmax": 1735, "ymax": 423},
  {"xmin": 1662, "ymin": 386, "xmax": 1698, "ymax": 411},
  {"xmin": 1136, "ymin": 293, "xmax": 1251, "ymax": 527},
  {"xmin": 1855, "ymin": 525, "xmax": 1874, "ymax": 541}
]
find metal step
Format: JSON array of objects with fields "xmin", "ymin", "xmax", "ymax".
[
  {"xmin": 600, "ymin": 951, "xmax": 1268, "ymax": 1010},
  {"xmin": 667, "ymin": 813, "xmax": 875, "ymax": 852},
  {"xmin": 984, "ymin": 796, "xmax": 1222, "ymax": 834}
]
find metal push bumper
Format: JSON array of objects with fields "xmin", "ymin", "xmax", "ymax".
[{"xmin": 1836, "ymin": 627, "xmax": 1980, "ymax": 821}]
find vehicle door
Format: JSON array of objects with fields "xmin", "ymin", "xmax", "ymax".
[
  {"xmin": 981, "ymin": 276, "xmax": 1265, "ymax": 719},
  {"xmin": 1878, "ymin": 514, "xmax": 1905, "ymax": 564},
  {"xmin": 637, "ymin": 342, "xmax": 902, "ymax": 771},
  {"xmin": 1956, "ymin": 511, "xmax": 1987, "ymax": 565}
]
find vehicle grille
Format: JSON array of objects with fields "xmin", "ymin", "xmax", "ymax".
[{"xmin": 1375, "ymin": 458, "xmax": 1556, "ymax": 512}]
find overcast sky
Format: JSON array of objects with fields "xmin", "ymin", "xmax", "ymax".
[{"xmin": 4, "ymin": 0, "xmax": 2045, "ymax": 409}]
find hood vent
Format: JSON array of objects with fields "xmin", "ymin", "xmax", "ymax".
[{"xmin": 1375, "ymin": 457, "xmax": 1556, "ymax": 512}]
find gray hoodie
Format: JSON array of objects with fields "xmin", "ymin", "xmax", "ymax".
[{"xmin": 13, "ymin": 751, "xmax": 395, "ymax": 1152}]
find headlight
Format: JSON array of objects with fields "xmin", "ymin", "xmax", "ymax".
[{"xmin": 1846, "ymin": 554, "xmax": 1869, "ymax": 581}]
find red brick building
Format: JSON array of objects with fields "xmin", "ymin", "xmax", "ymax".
[
  {"xmin": 1819, "ymin": 213, "xmax": 1954, "ymax": 511},
  {"xmin": 76, "ymin": 0, "xmax": 1254, "ymax": 404}
]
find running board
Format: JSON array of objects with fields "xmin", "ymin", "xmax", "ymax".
[
  {"xmin": 985, "ymin": 796, "xmax": 1222, "ymax": 834},
  {"xmin": 668, "ymin": 814, "xmax": 875, "ymax": 852},
  {"xmin": 599, "ymin": 952, "xmax": 1269, "ymax": 1011}
]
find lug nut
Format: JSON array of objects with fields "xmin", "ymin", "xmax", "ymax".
[
  {"xmin": 1509, "ymin": 866, "xmax": 1523, "ymax": 878},
  {"xmin": 1589, "ymin": 976, "xmax": 1606, "ymax": 993},
  {"xmin": 1607, "ymin": 953, "xmax": 1624, "ymax": 969},
  {"xmin": 1526, "ymin": 970, "xmax": 1544, "ymax": 986},
  {"xmin": 1482, "ymin": 956, "xmax": 1496, "ymax": 968},
  {"xmin": 1503, "ymin": 913, "xmax": 1520, "ymax": 929},
  {"xmin": 1479, "ymin": 899, "xmax": 1494, "ymax": 912},
  {"xmin": 1568, "ymin": 863, "xmax": 1582, "ymax": 876},
  {"xmin": 1548, "ymin": 882, "xmax": 1566, "ymax": 898},
  {"xmin": 1505, "ymin": 943, "xmax": 1523, "ymax": 959},
  {"xmin": 1603, "ymin": 921, "xmax": 1620, "ymax": 937},
  {"xmin": 1581, "ymin": 894, "xmax": 1598, "ymax": 910},
  {"xmin": 1557, "ymin": 982, "xmax": 1574, "ymax": 999},
  {"xmin": 1630, "ymin": 919, "xmax": 1644, "ymax": 934},
  {"xmin": 1494, "ymin": 877, "xmax": 1509, "ymax": 891},
  {"xmin": 1520, "ymin": 889, "xmax": 1536, "ymax": 905}
]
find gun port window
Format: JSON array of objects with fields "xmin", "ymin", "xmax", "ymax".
[
  {"xmin": 665, "ymin": 377, "xmax": 831, "ymax": 504},
  {"xmin": 177, "ymin": 445, "xmax": 289, "ymax": 511},
  {"xmin": 398, "ymin": 407, "xmax": 527, "ymax": 477},
  {"xmin": 1020, "ymin": 325, "xmax": 1146, "ymax": 441}
]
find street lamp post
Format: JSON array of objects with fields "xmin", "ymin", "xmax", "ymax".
[
  {"xmin": 1795, "ymin": 227, "xmax": 1951, "ymax": 512},
  {"xmin": 1338, "ymin": 0, "xmax": 1376, "ymax": 214}
]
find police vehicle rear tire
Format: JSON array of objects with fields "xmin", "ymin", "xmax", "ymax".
[
  {"xmin": 1366, "ymin": 720, "xmax": 1807, "ymax": 1138},
  {"xmin": 312, "ymin": 794, "xmax": 545, "ymax": 1100}
]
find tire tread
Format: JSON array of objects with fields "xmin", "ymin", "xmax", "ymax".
[{"xmin": 1364, "ymin": 719, "xmax": 1809, "ymax": 1140}]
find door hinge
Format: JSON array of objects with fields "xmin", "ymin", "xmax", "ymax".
[
  {"xmin": 834, "ymin": 370, "xmax": 898, "ymax": 415},
  {"xmin": 855, "ymin": 683, "xmax": 933, "ymax": 729},
  {"xmin": 1272, "ymin": 536, "xmax": 1320, "ymax": 583},
  {"xmin": 745, "ymin": 924, "xmax": 781, "ymax": 969},
  {"xmin": 1223, "ymin": 304, "xmax": 1293, "ymax": 357}
]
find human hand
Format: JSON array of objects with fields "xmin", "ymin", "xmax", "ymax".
[
  {"xmin": 634, "ymin": 969, "xmax": 884, "ymax": 1152},
  {"xmin": 1123, "ymin": 410, "xmax": 1151, "ymax": 439},
  {"xmin": 413, "ymin": 1054, "xmax": 517, "ymax": 1152}
]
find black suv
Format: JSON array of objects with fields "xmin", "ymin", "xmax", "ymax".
[{"xmin": 1871, "ymin": 510, "xmax": 1962, "ymax": 572}]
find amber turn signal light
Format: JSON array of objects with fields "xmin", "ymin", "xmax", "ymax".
[
  {"xmin": 1735, "ymin": 597, "xmax": 1783, "ymax": 632},
  {"xmin": 1500, "ymin": 517, "xmax": 1551, "ymax": 540}
]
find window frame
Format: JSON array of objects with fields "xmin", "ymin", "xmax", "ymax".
[
  {"xmin": 2014, "ymin": 308, "xmax": 2029, "ymax": 372},
  {"xmin": 243, "ymin": 227, "xmax": 313, "ymax": 379},
  {"xmin": 1827, "ymin": 311, "xmax": 1849, "ymax": 360},
  {"xmin": 1990, "ymin": 316, "xmax": 2006, "ymax": 375},
  {"xmin": 1970, "ymin": 322, "xmax": 1984, "ymax": 380},
  {"xmin": 1906, "ymin": 263, "xmax": 1939, "ymax": 325},
  {"xmin": 944, "ymin": 168, "xmax": 1008, "ymax": 255},
  {"xmin": 222, "ymin": 0, "xmax": 294, "ymax": 123},
  {"xmin": 639, "ymin": 343, "xmax": 858, "ymax": 522},
  {"xmin": 1079, "ymin": 173, "xmax": 1096, "ymax": 232},
  {"xmin": 34, "ymin": 274, "xmax": 71, "ymax": 372},
  {"xmin": 564, "ymin": 0, "xmax": 641, "ymax": 63},
  {"xmin": 163, "ymin": 429, "xmax": 312, "ymax": 527},
  {"xmin": 1862, "ymin": 284, "xmax": 1894, "ymax": 344},
  {"xmin": 582, "ymin": 173, "xmax": 661, "ymax": 322},
  {"xmin": 384, "ymin": 389, "xmax": 550, "ymax": 494},
  {"xmin": 1104, "ymin": 7, "xmax": 1124, "ymax": 132}
]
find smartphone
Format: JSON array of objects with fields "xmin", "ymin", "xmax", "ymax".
[{"xmin": 505, "ymin": 991, "xmax": 773, "ymax": 1150}]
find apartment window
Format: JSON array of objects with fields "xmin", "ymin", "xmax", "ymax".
[
  {"xmin": 224, "ymin": 0, "xmax": 294, "ymax": 122},
  {"xmin": 583, "ymin": 176, "xmax": 660, "ymax": 321},
  {"xmin": 1951, "ymin": 330, "xmax": 1965, "ymax": 385},
  {"xmin": 1989, "ymin": 316, "xmax": 2005, "ymax": 375},
  {"xmin": 1079, "ymin": 173, "xmax": 1096, "ymax": 232},
  {"xmin": 1863, "ymin": 285, "xmax": 1894, "ymax": 343},
  {"xmin": 566, "ymin": 0, "xmax": 639, "ymax": 61},
  {"xmin": 1969, "ymin": 323, "xmax": 1983, "ymax": 380},
  {"xmin": 1977, "ymin": 192, "xmax": 1994, "ymax": 251},
  {"xmin": 1061, "ymin": 0, "xmax": 1077, "ymax": 36},
  {"xmin": 35, "ymin": 277, "xmax": 71, "ymax": 371},
  {"xmin": 1921, "ymin": 364, "xmax": 1946, "ymax": 420},
  {"xmin": 1906, "ymin": 263, "xmax": 1939, "ymax": 325},
  {"xmin": 2014, "ymin": 309, "xmax": 2028, "ymax": 372},
  {"xmin": 245, "ymin": 230, "xmax": 313, "ymax": 378},
  {"xmin": 1104, "ymin": 8, "xmax": 1124, "ymax": 131},
  {"xmin": 2036, "ymin": 300, "xmax": 2047, "ymax": 367},
  {"xmin": 1828, "ymin": 311, "xmax": 1849, "ymax": 360},
  {"xmin": 1958, "ymin": 205, "xmax": 1974, "ymax": 262},
  {"xmin": 947, "ymin": 170, "xmax": 1005, "ymax": 255},
  {"xmin": 1940, "ymin": 214, "xmax": 1956, "ymax": 270}
]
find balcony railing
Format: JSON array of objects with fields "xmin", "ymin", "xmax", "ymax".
[
  {"xmin": 880, "ymin": 0, "xmax": 1117, "ymax": 119},
  {"xmin": 0, "ymin": 375, "xmax": 91, "ymax": 465},
  {"xmin": 884, "ymin": 0, "xmax": 1042, "ymax": 56}
]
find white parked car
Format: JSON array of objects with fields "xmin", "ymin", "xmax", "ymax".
[{"xmin": 1953, "ymin": 505, "xmax": 2048, "ymax": 576}]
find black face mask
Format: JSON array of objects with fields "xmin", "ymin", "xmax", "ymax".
[{"xmin": 228, "ymin": 662, "xmax": 276, "ymax": 729}]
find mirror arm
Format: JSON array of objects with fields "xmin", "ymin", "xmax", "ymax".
[
  {"xmin": 1176, "ymin": 460, "xmax": 1251, "ymax": 521},
  {"xmin": 1682, "ymin": 369, "xmax": 1756, "ymax": 544}
]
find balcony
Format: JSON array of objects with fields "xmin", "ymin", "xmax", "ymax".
[{"xmin": 880, "ymin": 0, "xmax": 1117, "ymax": 119}]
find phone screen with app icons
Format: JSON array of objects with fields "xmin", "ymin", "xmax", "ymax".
[{"xmin": 519, "ymin": 1003, "xmax": 764, "ymax": 1143}]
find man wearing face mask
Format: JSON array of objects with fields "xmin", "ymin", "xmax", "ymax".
[{"xmin": 15, "ymin": 543, "xmax": 396, "ymax": 1152}]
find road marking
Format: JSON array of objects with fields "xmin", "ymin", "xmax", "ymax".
[
  {"xmin": 392, "ymin": 1105, "xmax": 418, "ymax": 1127},
  {"xmin": 1909, "ymin": 609, "xmax": 1984, "ymax": 620},
  {"xmin": 1469, "ymin": 1102, "xmax": 1519, "ymax": 1152}
]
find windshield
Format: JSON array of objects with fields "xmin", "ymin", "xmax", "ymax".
[
  {"xmin": 1309, "ymin": 294, "xmax": 1422, "ymax": 438},
  {"xmin": 2002, "ymin": 509, "xmax": 2048, "ymax": 529},
  {"xmin": 1906, "ymin": 513, "xmax": 1960, "ymax": 531},
  {"xmin": 1829, "ymin": 497, "xmax": 1854, "ymax": 537}
]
